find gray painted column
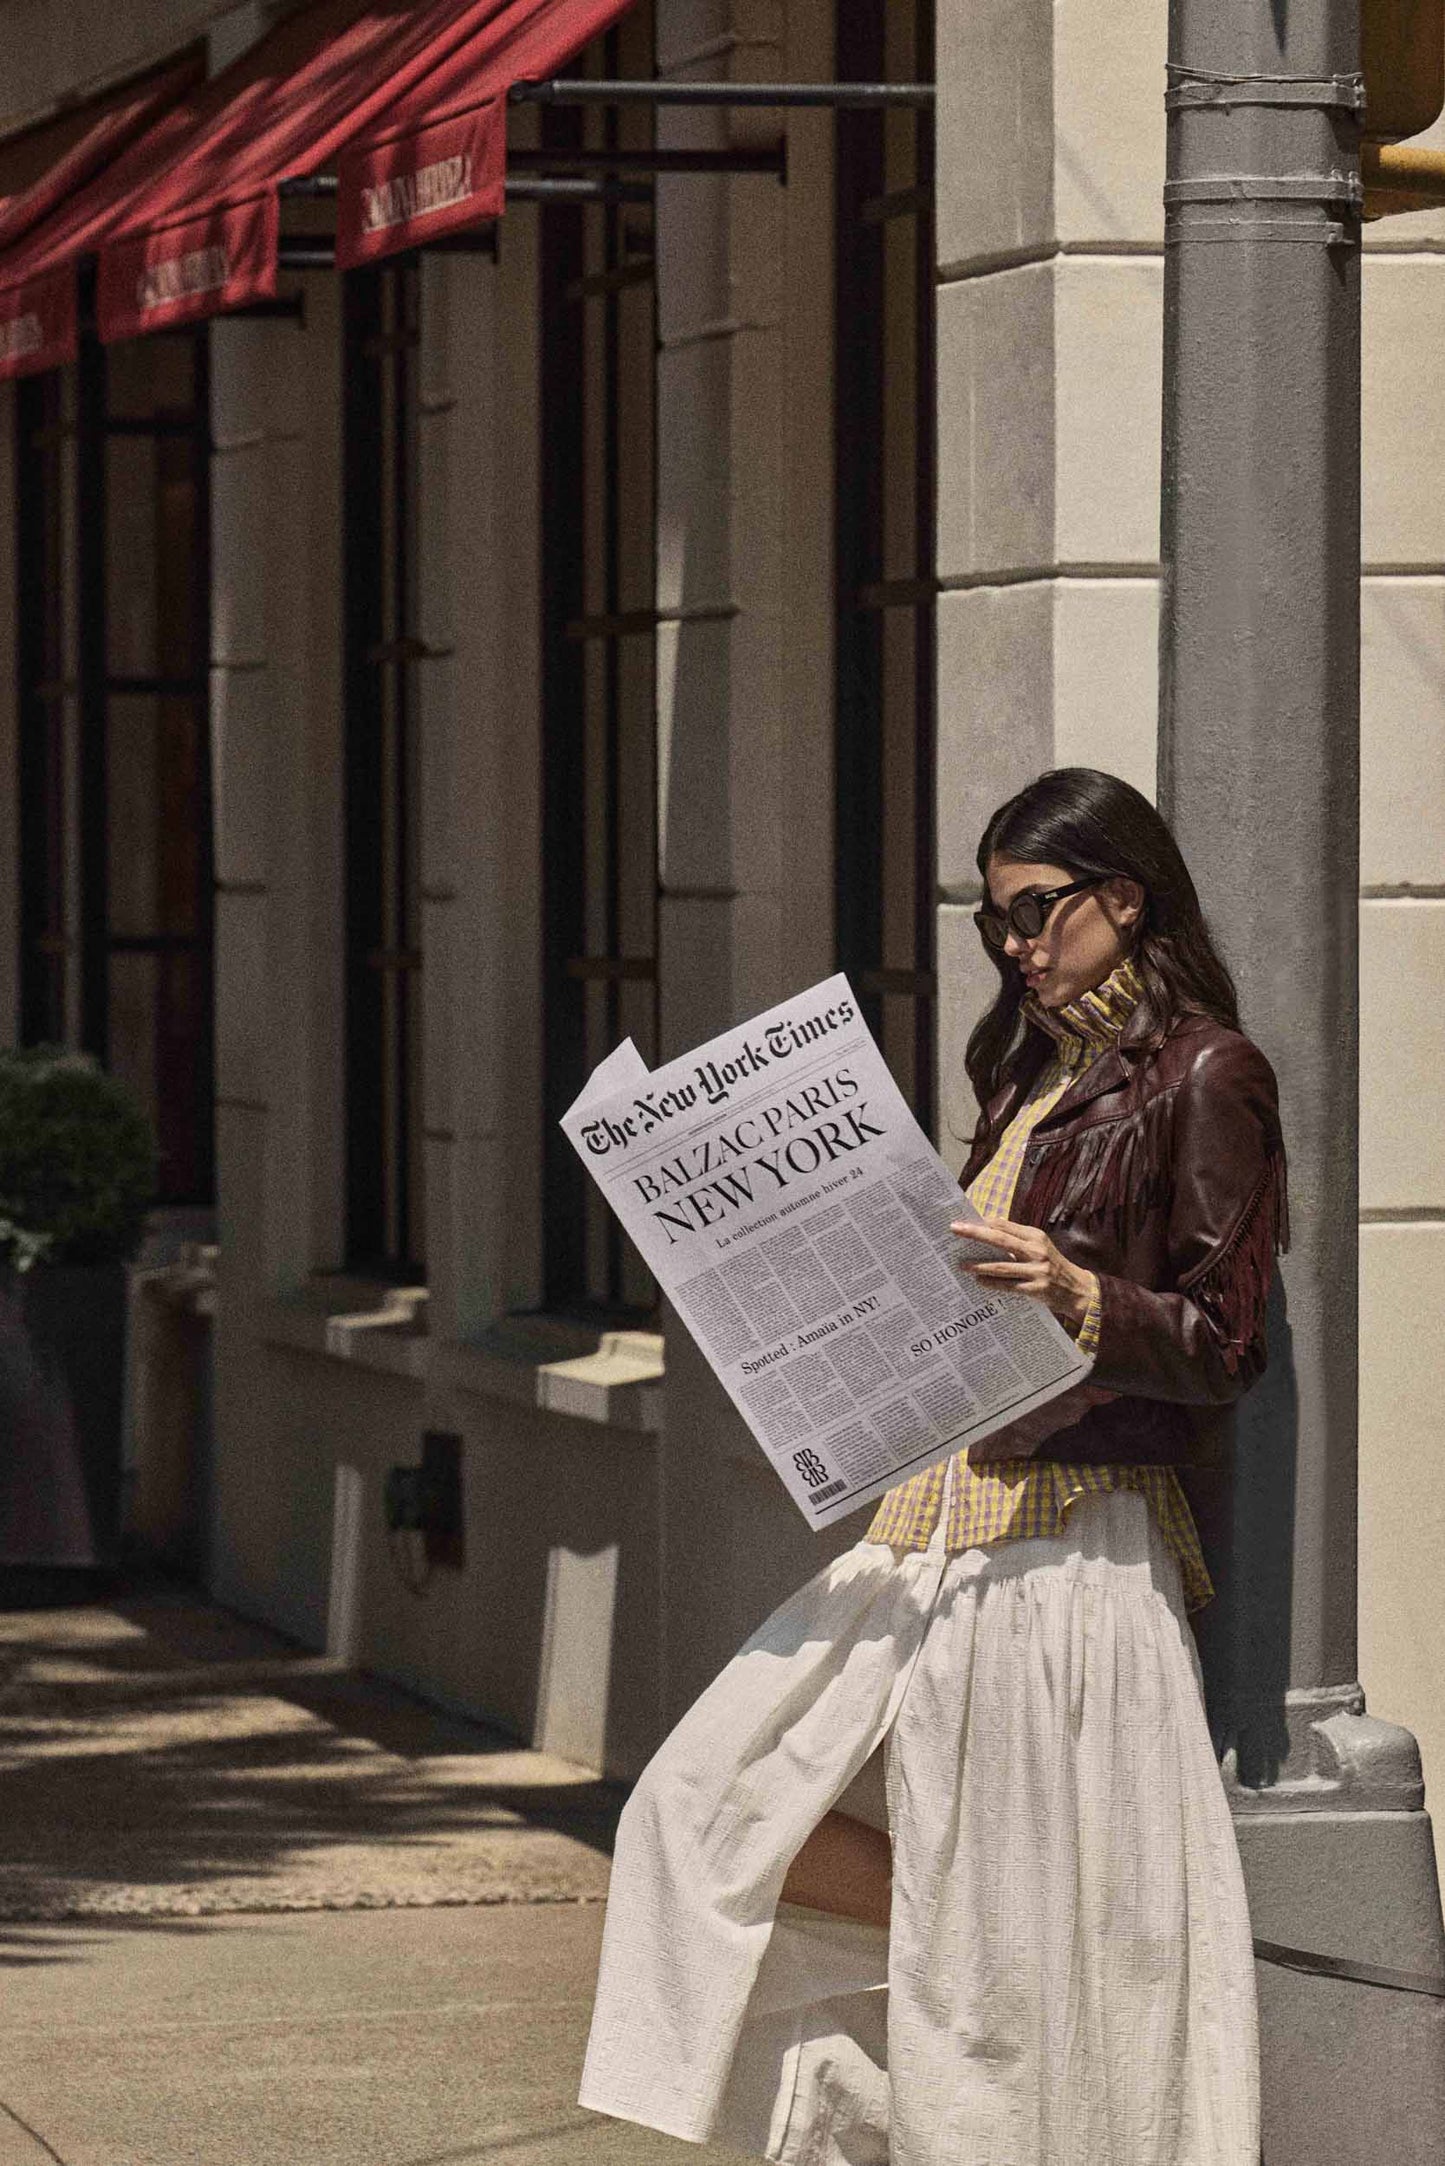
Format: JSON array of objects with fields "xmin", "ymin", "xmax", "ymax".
[
  {"xmin": 1159, "ymin": 0, "xmax": 1445, "ymax": 2151},
  {"xmin": 1161, "ymin": 0, "xmax": 1362, "ymax": 1720}
]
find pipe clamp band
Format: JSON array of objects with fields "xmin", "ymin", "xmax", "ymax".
[
  {"xmin": 1165, "ymin": 173, "xmax": 1364, "ymax": 208},
  {"xmin": 1165, "ymin": 218, "xmax": 1351, "ymax": 246},
  {"xmin": 1166, "ymin": 68, "xmax": 1365, "ymax": 115}
]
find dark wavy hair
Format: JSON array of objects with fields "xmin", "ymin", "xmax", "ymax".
[{"xmin": 965, "ymin": 767, "xmax": 1243, "ymax": 1116}]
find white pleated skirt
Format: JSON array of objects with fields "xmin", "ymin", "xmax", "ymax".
[{"xmin": 578, "ymin": 1464, "xmax": 1260, "ymax": 2166}]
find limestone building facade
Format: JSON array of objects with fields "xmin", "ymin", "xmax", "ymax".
[{"xmin": 0, "ymin": 0, "xmax": 1440, "ymax": 1888}]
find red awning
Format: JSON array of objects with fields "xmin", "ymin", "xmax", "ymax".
[
  {"xmin": 333, "ymin": 0, "xmax": 638, "ymax": 269},
  {"xmin": 98, "ymin": 0, "xmax": 638, "ymax": 347},
  {"xmin": 0, "ymin": 54, "xmax": 207, "ymax": 251},
  {"xmin": 0, "ymin": 56, "xmax": 204, "ymax": 379}
]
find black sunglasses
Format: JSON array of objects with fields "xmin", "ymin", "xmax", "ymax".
[{"xmin": 973, "ymin": 876, "xmax": 1106, "ymax": 951}]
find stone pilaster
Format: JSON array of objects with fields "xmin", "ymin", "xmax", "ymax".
[
  {"xmin": 933, "ymin": 0, "xmax": 1163, "ymax": 1170},
  {"xmin": 652, "ymin": 0, "xmax": 843, "ymax": 1720}
]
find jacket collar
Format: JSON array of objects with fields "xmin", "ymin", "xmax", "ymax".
[
  {"xmin": 1020, "ymin": 950, "xmax": 1146, "ymax": 1061},
  {"xmin": 1033, "ymin": 996, "xmax": 1182, "ymax": 1126},
  {"xmin": 973, "ymin": 958, "xmax": 1168, "ymax": 1158}
]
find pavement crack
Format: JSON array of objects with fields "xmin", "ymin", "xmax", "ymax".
[{"xmin": 0, "ymin": 2096, "xmax": 71, "ymax": 2165}]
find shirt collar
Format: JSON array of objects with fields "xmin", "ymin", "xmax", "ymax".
[{"xmin": 1020, "ymin": 951, "xmax": 1146, "ymax": 1068}]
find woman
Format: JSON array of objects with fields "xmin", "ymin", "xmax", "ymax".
[{"xmin": 578, "ymin": 767, "xmax": 1289, "ymax": 2166}]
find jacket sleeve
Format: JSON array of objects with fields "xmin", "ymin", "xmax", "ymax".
[{"xmin": 1087, "ymin": 1035, "xmax": 1290, "ymax": 1406}]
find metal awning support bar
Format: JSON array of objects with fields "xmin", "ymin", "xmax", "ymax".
[
  {"xmin": 270, "ymin": 79, "xmax": 934, "ymax": 268},
  {"xmin": 509, "ymin": 79, "xmax": 934, "ymax": 107},
  {"xmin": 507, "ymin": 176, "xmax": 653, "ymax": 202},
  {"xmin": 509, "ymin": 145, "xmax": 784, "ymax": 175},
  {"xmin": 278, "ymin": 241, "xmax": 340, "ymax": 269},
  {"xmin": 281, "ymin": 150, "xmax": 779, "ymax": 188},
  {"xmin": 279, "ymin": 175, "xmax": 653, "ymax": 206},
  {"xmin": 279, "ymin": 239, "xmax": 504, "ymax": 269}
]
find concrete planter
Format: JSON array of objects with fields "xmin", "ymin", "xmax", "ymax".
[{"xmin": 0, "ymin": 1261, "xmax": 128, "ymax": 1585}]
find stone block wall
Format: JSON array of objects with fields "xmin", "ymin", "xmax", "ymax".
[
  {"xmin": 1358, "ymin": 106, "xmax": 1445, "ymax": 1901},
  {"xmin": 935, "ymin": 0, "xmax": 1445, "ymax": 1897},
  {"xmin": 0, "ymin": 0, "xmax": 1437, "ymax": 1860},
  {"xmin": 933, "ymin": 0, "xmax": 1163, "ymax": 1170}
]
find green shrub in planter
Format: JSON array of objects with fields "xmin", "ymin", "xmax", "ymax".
[{"xmin": 0, "ymin": 1046, "xmax": 158, "ymax": 1273}]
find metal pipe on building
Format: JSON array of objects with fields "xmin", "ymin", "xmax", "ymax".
[
  {"xmin": 1362, "ymin": 137, "xmax": 1445, "ymax": 211},
  {"xmin": 1159, "ymin": 0, "xmax": 1445, "ymax": 2150},
  {"xmin": 508, "ymin": 79, "xmax": 935, "ymax": 108}
]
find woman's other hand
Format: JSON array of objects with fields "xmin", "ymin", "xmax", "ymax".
[{"xmin": 951, "ymin": 1216, "xmax": 1097, "ymax": 1330}]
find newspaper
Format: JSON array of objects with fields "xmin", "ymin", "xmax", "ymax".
[{"xmin": 561, "ymin": 974, "xmax": 1092, "ymax": 1529}]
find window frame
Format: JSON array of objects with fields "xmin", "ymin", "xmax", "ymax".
[
  {"xmin": 538, "ymin": 20, "xmax": 660, "ymax": 1322},
  {"xmin": 833, "ymin": 0, "xmax": 938, "ymax": 1135},
  {"xmin": 341, "ymin": 257, "xmax": 428, "ymax": 1282},
  {"xmin": 14, "ymin": 302, "xmax": 216, "ymax": 1207}
]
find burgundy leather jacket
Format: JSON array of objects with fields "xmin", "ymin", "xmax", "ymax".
[{"xmin": 956, "ymin": 997, "xmax": 1291, "ymax": 1475}]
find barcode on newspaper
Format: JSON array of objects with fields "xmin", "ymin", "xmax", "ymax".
[{"xmin": 809, "ymin": 1480, "xmax": 848, "ymax": 1507}]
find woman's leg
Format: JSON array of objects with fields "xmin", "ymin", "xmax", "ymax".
[{"xmin": 780, "ymin": 1808, "xmax": 892, "ymax": 1929}]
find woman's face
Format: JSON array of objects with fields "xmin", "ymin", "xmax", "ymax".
[{"xmin": 984, "ymin": 855, "xmax": 1144, "ymax": 1009}]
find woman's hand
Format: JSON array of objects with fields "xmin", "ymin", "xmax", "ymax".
[{"xmin": 951, "ymin": 1215, "xmax": 1096, "ymax": 1330}]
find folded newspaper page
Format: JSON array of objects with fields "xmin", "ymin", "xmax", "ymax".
[{"xmin": 561, "ymin": 974, "xmax": 1092, "ymax": 1529}]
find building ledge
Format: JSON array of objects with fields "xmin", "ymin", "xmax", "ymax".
[
  {"xmin": 435, "ymin": 1314, "xmax": 665, "ymax": 1434},
  {"xmin": 259, "ymin": 1279, "xmax": 429, "ymax": 1381},
  {"xmin": 256, "ymin": 1289, "xmax": 664, "ymax": 1427}
]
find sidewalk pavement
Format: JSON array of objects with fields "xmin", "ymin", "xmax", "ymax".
[{"xmin": 0, "ymin": 1581, "xmax": 752, "ymax": 2166}]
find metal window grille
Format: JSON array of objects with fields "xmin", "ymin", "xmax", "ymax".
[
  {"xmin": 343, "ymin": 260, "xmax": 427, "ymax": 1279},
  {"xmin": 15, "ymin": 308, "xmax": 216, "ymax": 1205},
  {"xmin": 539, "ymin": 12, "xmax": 659, "ymax": 1318},
  {"xmin": 834, "ymin": 0, "xmax": 938, "ymax": 1131}
]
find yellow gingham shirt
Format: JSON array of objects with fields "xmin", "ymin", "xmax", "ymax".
[{"xmin": 864, "ymin": 954, "xmax": 1215, "ymax": 1614}]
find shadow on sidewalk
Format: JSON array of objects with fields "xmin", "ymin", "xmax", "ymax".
[{"xmin": 0, "ymin": 1572, "xmax": 625, "ymax": 1946}]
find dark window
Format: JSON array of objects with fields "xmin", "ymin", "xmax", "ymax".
[
  {"xmin": 835, "ymin": 0, "xmax": 937, "ymax": 1128},
  {"xmin": 15, "ymin": 314, "xmax": 215, "ymax": 1205},
  {"xmin": 342, "ymin": 260, "xmax": 425, "ymax": 1279},
  {"xmin": 538, "ymin": 15, "xmax": 659, "ymax": 1318}
]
